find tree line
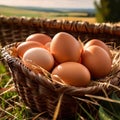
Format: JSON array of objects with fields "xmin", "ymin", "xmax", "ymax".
[{"xmin": 94, "ymin": 0, "xmax": 120, "ymax": 23}]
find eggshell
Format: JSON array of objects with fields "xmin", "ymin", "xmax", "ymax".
[
  {"xmin": 82, "ymin": 45, "xmax": 112, "ymax": 79},
  {"xmin": 22, "ymin": 47, "xmax": 54, "ymax": 72},
  {"xmin": 84, "ymin": 39, "xmax": 112, "ymax": 58},
  {"xmin": 52, "ymin": 62, "xmax": 91, "ymax": 87},
  {"xmin": 26, "ymin": 33, "xmax": 52, "ymax": 45},
  {"xmin": 50, "ymin": 32, "xmax": 83, "ymax": 63},
  {"xmin": 17, "ymin": 41, "xmax": 44, "ymax": 58},
  {"xmin": 77, "ymin": 56, "xmax": 82, "ymax": 63},
  {"xmin": 44, "ymin": 42, "xmax": 51, "ymax": 51}
]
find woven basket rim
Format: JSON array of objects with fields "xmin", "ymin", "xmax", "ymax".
[{"xmin": 0, "ymin": 15, "xmax": 120, "ymax": 37}]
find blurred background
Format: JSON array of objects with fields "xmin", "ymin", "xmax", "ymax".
[{"xmin": 0, "ymin": 0, "xmax": 120, "ymax": 24}]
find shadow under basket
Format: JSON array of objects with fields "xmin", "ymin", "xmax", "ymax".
[{"xmin": 1, "ymin": 16, "xmax": 120, "ymax": 119}]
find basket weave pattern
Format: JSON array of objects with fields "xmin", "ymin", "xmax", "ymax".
[{"xmin": 1, "ymin": 16, "xmax": 120, "ymax": 119}]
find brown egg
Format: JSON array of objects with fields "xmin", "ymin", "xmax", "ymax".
[
  {"xmin": 44, "ymin": 42, "xmax": 51, "ymax": 51},
  {"xmin": 52, "ymin": 62, "xmax": 91, "ymax": 87},
  {"xmin": 77, "ymin": 56, "xmax": 82, "ymax": 63},
  {"xmin": 26, "ymin": 33, "xmax": 52, "ymax": 45},
  {"xmin": 22, "ymin": 47, "xmax": 54, "ymax": 72},
  {"xmin": 82, "ymin": 45, "xmax": 112, "ymax": 79},
  {"xmin": 17, "ymin": 41, "xmax": 44, "ymax": 58},
  {"xmin": 84, "ymin": 39, "xmax": 112, "ymax": 58},
  {"xmin": 50, "ymin": 32, "xmax": 83, "ymax": 63}
]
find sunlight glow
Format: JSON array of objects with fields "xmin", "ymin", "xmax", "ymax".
[{"xmin": 0, "ymin": 0, "xmax": 99, "ymax": 9}]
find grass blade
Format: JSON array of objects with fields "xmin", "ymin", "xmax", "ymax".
[
  {"xmin": 52, "ymin": 94, "xmax": 63, "ymax": 120},
  {"xmin": 99, "ymin": 106, "xmax": 112, "ymax": 120},
  {"xmin": 78, "ymin": 103, "xmax": 95, "ymax": 120}
]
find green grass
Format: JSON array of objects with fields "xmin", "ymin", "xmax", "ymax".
[
  {"xmin": 0, "ymin": 6, "xmax": 50, "ymax": 17},
  {"xmin": 0, "ymin": 5, "xmax": 88, "ymax": 18},
  {"xmin": 0, "ymin": 62, "xmax": 36, "ymax": 119}
]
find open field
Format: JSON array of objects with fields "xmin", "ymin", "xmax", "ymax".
[
  {"xmin": 0, "ymin": 5, "xmax": 96, "ymax": 23},
  {"xmin": 55, "ymin": 16, "xmax": 96, "ymax": 23}
]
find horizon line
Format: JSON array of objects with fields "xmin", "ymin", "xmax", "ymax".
[{"xmin": 0, "ymin": 4, "xmax": 95, "ymax": 10}]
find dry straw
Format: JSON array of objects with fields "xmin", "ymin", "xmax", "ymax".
[{"xmin": 1, "ymin": 16, "xmax": 120, "ymax": 119}]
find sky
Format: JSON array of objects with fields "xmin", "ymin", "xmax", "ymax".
[{"xmin": 0, "ymin": 0, "xmax": 100, "ymax": 9}]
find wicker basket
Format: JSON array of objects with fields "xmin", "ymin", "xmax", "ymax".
[{"xmin": 1, "ymin": 16, "xmax": 120, "ymax": 119}]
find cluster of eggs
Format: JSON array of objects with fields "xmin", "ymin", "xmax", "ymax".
[{"xmin": 17, "ymin": 32, "xmax": 112, "ymax": 87}]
